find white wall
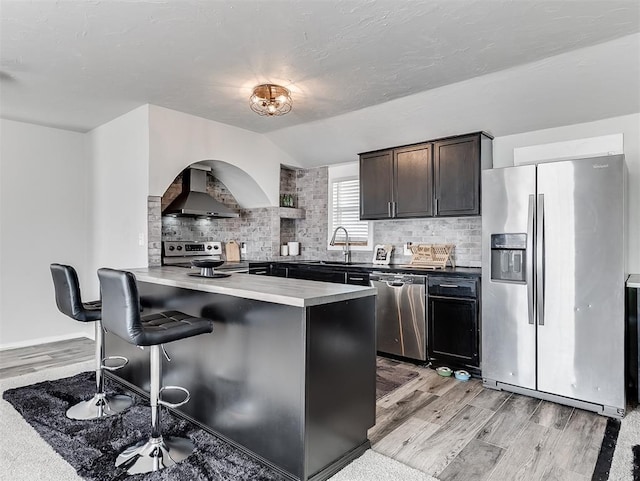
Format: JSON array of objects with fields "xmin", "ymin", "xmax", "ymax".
[
  {"xmin": 493, "ymin": 113, "xmax": 640, "ymax": 273},
  {"xmin": 0, "ymin": 119, "xmax": 93, "ymax": 348},
  {"xmin": 148, "ymin": 105, "xmax": 299, "ymax": 205},
  {"xmin": 88, "ymin": 105, "xmax": 150, "ymax": 277}
]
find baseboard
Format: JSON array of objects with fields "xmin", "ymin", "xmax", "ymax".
[{"xmin": 0, "ymin": 332, "xmax": 93, "ymax": 351}]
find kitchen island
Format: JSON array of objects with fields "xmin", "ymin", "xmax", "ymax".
[{"xmin": 104, "ymin": 267, "xmax": 377, "ymax": 481}]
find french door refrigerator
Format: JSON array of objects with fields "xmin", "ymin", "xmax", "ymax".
[{"xmin": 481, "ymin": 154, "xmax": 626, "ymax": 417}]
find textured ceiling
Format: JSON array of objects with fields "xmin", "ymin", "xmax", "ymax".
[{"xmin": 1, "ymin": 0, "xmax": 639, "ymax": 134}]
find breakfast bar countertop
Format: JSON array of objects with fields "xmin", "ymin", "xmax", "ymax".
[{"xmin": 129, "ymin": 266, "xmax": 376, "ymax": 307}]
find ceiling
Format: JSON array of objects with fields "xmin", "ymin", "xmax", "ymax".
[{"xmin": 1, "ymin": 0, "xmax": 639, "ymax": 135}]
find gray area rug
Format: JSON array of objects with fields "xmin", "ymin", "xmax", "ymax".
[
  {"xmin": 0, "ymin": 362, "xmax": 438, "ymax": 481},
  {"xmin": 2, "ymin": 370, "xmax": 287, "ymax": 481},
  {"xmin": 608, "ymin": 405, "xmax": 640, "ymax": 481},
  {"xmin": 376, "ymin": 357, "xmax": 419, "ymax": 400}
]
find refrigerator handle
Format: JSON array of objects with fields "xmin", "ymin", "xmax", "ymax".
[
  {"xmin": 537, "ymin": 194, "xmax": 545, "ymax": 326},
  {"xmin": 527, "ymin": 194, "xmax": 535, "ymax": 325}
]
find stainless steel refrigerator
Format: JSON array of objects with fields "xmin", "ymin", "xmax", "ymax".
[{"xmin": 481, "ymin": 154, "xmax": 626, "ymax": 417}]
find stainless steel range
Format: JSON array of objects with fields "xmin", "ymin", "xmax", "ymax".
[{"xmin": 162, "ymin": 241, "xmax": 249, "ymax": 276}]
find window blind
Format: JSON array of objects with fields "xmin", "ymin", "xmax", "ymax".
[{"xmin": 331, "ymin": 178, "xmax": 369, "ymax": 244}]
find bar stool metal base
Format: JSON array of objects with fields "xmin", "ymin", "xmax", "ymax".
[
  {"xmin": 115, "ymin": 435, "xmax": 195, "ymax": 475},
  {"xmin": 66, "ymin": 392, "xmax": 133, "ymax": 420}
]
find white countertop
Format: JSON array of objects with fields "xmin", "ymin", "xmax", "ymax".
[
  {"xmin": 628, "ymin": 274, "xmax": 640, "ymax": 289},
  {"xmin": 129, "ymin": 267, "xmax": 376, "ymax": 307}
]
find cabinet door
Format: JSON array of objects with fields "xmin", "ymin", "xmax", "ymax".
[
  {"xmin": 249, "ymin": 263, "xmax": 270, "ymax": 275},
  {"xmin": 394, "ymin": 143, "xmax": 433, "ymax": 218},
  {"xmin": 271, "ymin": 264, "xmax": 288, "ymax": 277},
  {"xmin": 288, "ymin": 267, "xmax": 346, "ymax": 283},
  {"xmin": 360, "ymin": 150, "xmax": 393, "ymax": 220},
  {"xmin": 428, "ymin": 297, "xmax": 479, "ymax": 366},
  {"xmin": 433, "ymin": 135, "xmax": 480, "ymax": 216}
]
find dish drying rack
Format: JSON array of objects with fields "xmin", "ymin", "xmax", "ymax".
[{"xmin": 409, "ymin": 244, "xmax": 455, "ymax": 269}]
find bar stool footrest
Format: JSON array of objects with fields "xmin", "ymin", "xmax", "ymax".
[
  {"xmin": 158, "ymin": 385, "xmax": 190, "ymax": 409},
  {"xmin": 102, "ymin": 355, "xmax": 129, "ymax": 372}
]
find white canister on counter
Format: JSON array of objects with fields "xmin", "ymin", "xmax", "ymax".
[
  {"xmin": 280, "ymin": 245, "xmax": 289, "ymax": 256},
  {"xmin": 287, "ymin": 241, "xmax": 300, "ymax": 256}
]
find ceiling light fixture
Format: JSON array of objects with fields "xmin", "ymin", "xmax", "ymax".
[{"xmin": 249, "ymin": 84, "xmax": 292, "ymax": 116}]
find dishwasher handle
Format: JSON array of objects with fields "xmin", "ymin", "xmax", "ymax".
[{"xmin": 370, "ymin": 273, "xmax": 426, "ymax": 286}]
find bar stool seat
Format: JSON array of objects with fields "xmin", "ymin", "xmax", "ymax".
[
  {"xmin": 50, "ymin": 264, "xmax": 133, "ymax": 420},
  {"xmin": 97, "ymin": 267, "xmax": 213, "ymax": 475}
]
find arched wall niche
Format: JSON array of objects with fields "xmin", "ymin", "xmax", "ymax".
[{"xmin": 148, "ymin": 105, "xmax": 299, "ymax": 206}]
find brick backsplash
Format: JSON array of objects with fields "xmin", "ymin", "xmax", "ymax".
[
  {"xmin": 149, "ymin": 166, "xmax": 482, "ymax": 267},
  {"xmin": 280, "ymin": 167, "xmax": 297, "ymax": 204},
  {"xmin": 148, "ymin": 196, "xmax": 162, "ymax": 266},
  {"xmin": 293, "ymin": 167, "xmax": 481, "ymax": 267}
]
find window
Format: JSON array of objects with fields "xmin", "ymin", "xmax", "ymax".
[{"xmin": 328, "ymin": 164, "xmax": 372, "ymax": 250}]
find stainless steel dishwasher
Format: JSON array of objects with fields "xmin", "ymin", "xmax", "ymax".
[{"xmin": 370, "ymin": 272, "xmax": 427, "ymax": 361}]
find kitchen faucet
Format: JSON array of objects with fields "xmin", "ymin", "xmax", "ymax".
[{"xmin": 330, "ymin": 226, "xmax": 351, "ymax": 263}]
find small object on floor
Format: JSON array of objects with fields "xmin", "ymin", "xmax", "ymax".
[
  {"xmin": 454, "ymin": 370, "xmax": 471, "ymax": 381},
  {"xmin": 436, "ymin": 366, "xmax": 452, "ymax": 377}
]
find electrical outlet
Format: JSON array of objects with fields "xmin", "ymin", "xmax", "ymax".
[
  {"xmin": 240, "ymin": 242, "xmax": 247, "ymax": 255},
  {"xmin": 403, "ymin": 242, "xmax": 413, "ymax": 256},
  {"xmin": 138, "ymin": 233, "xmax": 145, "ymax": 246}
]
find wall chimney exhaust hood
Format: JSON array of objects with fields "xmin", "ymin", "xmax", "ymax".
[{"xmin": 162, "ymin": 168, "xmax": 239, "ymax": 218}]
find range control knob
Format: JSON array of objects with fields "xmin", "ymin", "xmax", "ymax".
[
  {"xmin": 168, "ymin": 246, "xmax": 175, "ymax": 251},
  {"xmin": 177, "ymin": 246, "xmax": 183, "ymax": 251},
  {"xmin": 206, "ymin": 245, "xmax": 213, "ymax": 250},
  {"xmin": 213, "ymin": 244, "xmax": 220, "ymax": 250}
]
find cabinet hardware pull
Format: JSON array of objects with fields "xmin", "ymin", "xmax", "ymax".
[
  {"xmin": 435, "ymin": 198, "xmax": 439, "ymax": 214},
  {"xmin": 349, "ymin": 277, "xmax": 364, "ymax": 281},
  {"xmin": 439, "ymin": 284, "xmax": 459, "ymax": 288},
  {"xmin": 387, "ymin": 202, "xmax": 392, "ymax": 217},
  {"xmin": 393, "ymin": 201, "xmax": 398, "ymax": 217}
]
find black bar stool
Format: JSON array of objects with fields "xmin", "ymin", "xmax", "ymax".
[
  {"xmin": 50, "ymin": 264, "xmax": 133, "ymax": 420},
  {"xmin": 97, "ymin": 267, "xmax": 213, "ymax": 475}
]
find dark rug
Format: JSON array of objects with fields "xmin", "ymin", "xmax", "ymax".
[
  {"xmin": 592, "ymin": 418, "xmax": 621, "ymax": 481},
  {"xmin": 375, "ymin": 357, "xmax": 419, "ymax": 400},
  {"xmin": 2, "ymin": 372, "xmax": 287, "ymax": 481}
]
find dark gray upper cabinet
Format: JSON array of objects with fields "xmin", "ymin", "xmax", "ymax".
[
  {"xmin": 360, "ymin": 132, "xmax": 492, "ymax": 220},
  {"xmin": 359, "ymin": 150, "xmax": 393, "ymax": 219},
  {"xmin": 394, "ymin": 144, "xmax": 433, "ymax": 218},
  {"xmin": 360, "ymin": 143, "xmax": 432, "ymax": 220},
  {"xmin": 433, "ymin": 133, "xmax": 492, "ymax": 216}
]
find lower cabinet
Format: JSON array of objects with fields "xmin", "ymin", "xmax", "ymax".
[
  {"xmin": 271, "ymin": 264, "xmax": 289, "ymax": 277},
  {"xmin": 346, "ymin": 272, "xmax": 370, "ymax": 286},
  {"xmin": 288, "ymin": 266, "xmax": 351, "ymax": 283},
  {"xmin": 427, "ymin": 277, "xmax": 480, "ymax": 370},
  {"xmin": 249, "ymin": 263, "xmax": 481, "ymax": 371}
]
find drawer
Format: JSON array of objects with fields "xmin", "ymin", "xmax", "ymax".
[
  {"xmin": 428, "ymin": 277, "xmax": 477, "ymax": 298},
  {"xmin": 346, "ymin": 272, "xmax": 370, "ymax": 286}
]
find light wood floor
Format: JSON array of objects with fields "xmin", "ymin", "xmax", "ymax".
[
  {"xmin": 0, "ymin": 339, "xmax": 606, "ymax": 480},
  {"xmin": 0, "ymin": 337, "xmax": 94, "ymax": 379},
  {"xmin": 370, "ymin": 358, "xmax": 607, "ymax": 481}
]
